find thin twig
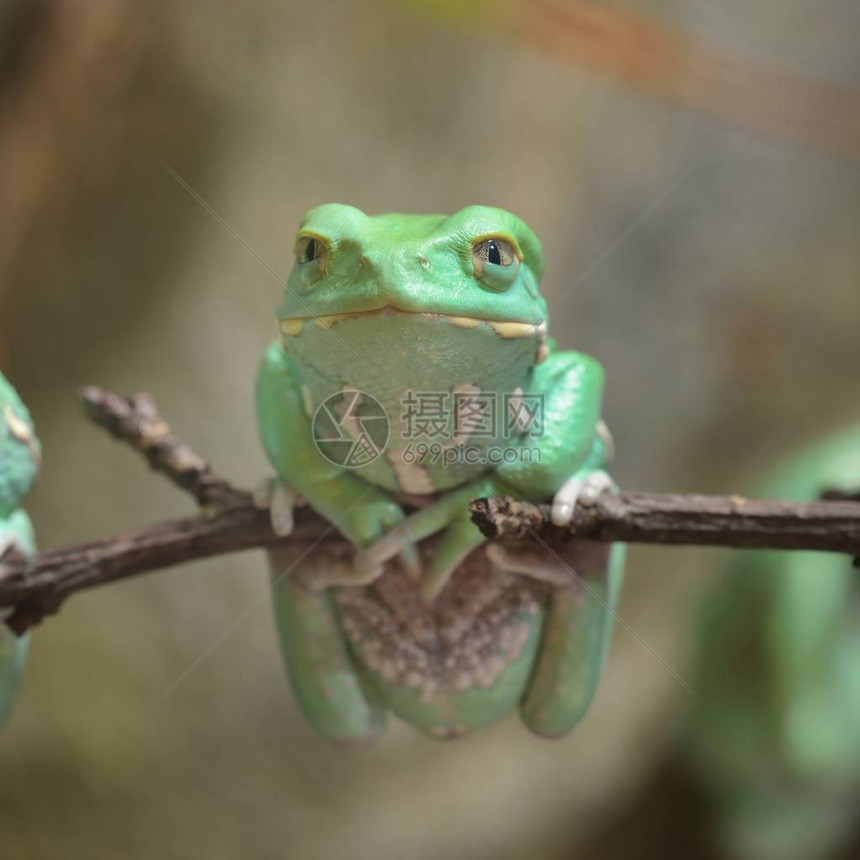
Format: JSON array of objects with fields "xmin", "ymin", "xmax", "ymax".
[
  {"xmin": 1, "ymin": 387, "xmax": 859, "ymax": 634},
  {"xmin": 79, "ymin": 387, "xmax": 248, "ymax": 511}
]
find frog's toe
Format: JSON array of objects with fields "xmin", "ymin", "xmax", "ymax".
[
  {"xmin": 551, "ymin": 470, "xmax": 614, "ymax": 525},
  {"xmin": 263, "ymin": 480, "xmax": 300, "ymax": 537},
  {"xmin": 579, "ymin": 469, "xmax": 614, "ymax": 506},
  {"xmin": 551, "ymin": 476, "xmax": 583, "ymax": 526},
  {"xmin": 0, "ymin": 532, "xmax": 20, "ymax": 558}
]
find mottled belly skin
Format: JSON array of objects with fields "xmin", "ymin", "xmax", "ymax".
[{"xmin": 334, "ymin": 546, "xmax": 549, "ymax": 737}]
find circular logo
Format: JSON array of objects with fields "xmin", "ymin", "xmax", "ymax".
[{"xmin": 311, "ymin": 389, "xmax": 390, "ymax": 468}]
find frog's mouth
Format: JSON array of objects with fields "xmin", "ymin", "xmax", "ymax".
[{"xmin": 279, "ymin": 307, "xmax": 547, "ymax": 341}]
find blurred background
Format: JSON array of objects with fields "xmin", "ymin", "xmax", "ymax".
[{"xmin": 1, "ymin": 1, "xmax": 858, "ymax": 857}]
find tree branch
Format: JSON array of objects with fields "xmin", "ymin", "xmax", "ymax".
[
  {"xmin": 1, "ymin": 387, "xmax": 858, "ymax": 634},
  {"xmin": 79, "ymin": 387, "xmax": 248, "ymax": 511},
  {"xmin": 468, "ymin": 495, "xmax": 860, "ymax": 554}
]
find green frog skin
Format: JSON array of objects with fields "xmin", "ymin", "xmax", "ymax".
[
  {"xmin": 690, "ymin": 423, "xmax": 860, "ymax": 860},
  {"xmin": 0, "ymin": 373, "xmax": 40, "ymax": 725},
  {"xmin": 256, "ymin": 204, "xmax": 624, "ymax": 741}
]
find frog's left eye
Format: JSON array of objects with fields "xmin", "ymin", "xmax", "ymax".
[{"xmin": 295, "ymin": 235, "xmax": 328, "ymax": 274}]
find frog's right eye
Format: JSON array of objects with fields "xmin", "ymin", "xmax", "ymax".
[
  {"xmin": 295, "ymin": 235, "xmax": 328, "ymax": 273},
  {"xmin": 472, "ymin": 236, "xmax": 520, "ymax": 290}
]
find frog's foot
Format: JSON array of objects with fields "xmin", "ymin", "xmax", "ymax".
[
  {"xmin": 254, "ymin": 478, "xmax": 304, "ymax": 537},
  {"xmin": 551, "ymin": 469, "xmax": 614, "ymax": 527}
]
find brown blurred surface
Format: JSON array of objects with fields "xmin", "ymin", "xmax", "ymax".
[{"xmin": 0, "ymin": 2, "xmax": 858, "ymax": 858}]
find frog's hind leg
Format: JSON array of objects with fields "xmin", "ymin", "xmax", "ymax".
[
  {"xmin": 0, "ymin": 627, "xmax": 27, "ymax": 725},
  {"xmin": 268, "ymin": 544, "xmax": 387, "ymax": 743},
  {"xmin": 490, "ymin": 540, "xmax": 624, "ymax": 738},
  {"xmin": 0, "ymin": 525, "xmax": 31, "ymax": 725}
]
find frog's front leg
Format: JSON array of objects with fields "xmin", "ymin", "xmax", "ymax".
[
  {"xmin": 494, "ymin": 349, "xmax": 612, "ymax": 500},
  {"xmin": 256, "ymin": 341, "xmax": 417, "ymax": 581}
]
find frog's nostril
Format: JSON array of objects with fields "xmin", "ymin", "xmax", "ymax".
[
  {"xmin": 418, "ymin": 256, "xmax": 431, "ymax": 270},
  {"xmin": 358, "ymin": 255, "xmax": 372, "ymax": 270}
]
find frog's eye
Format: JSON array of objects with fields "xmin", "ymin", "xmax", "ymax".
[
  {"xmin": 472, "ymin": 237, "xmax": 520, "ymax": 290},
  {"xmin": 473, "ymin": 238, "xmax": 516, "ymax": 268},
  {"xmin": 295, "ymin": 235, "xmax": 328, "ymax": 273}
]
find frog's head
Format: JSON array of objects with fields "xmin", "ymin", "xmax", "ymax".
[
  {"xmin": 277, "ymin": 204, "xmax": 548, "ymax": 336},
  {"xmin": 0, "ymin": 374, "xmax": 39, "ymax": 518}
]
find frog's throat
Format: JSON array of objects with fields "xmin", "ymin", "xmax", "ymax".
[{"xmin": 279, "ymin": 308, "xmax": 548, "ymax": 341}]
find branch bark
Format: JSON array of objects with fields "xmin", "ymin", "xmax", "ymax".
[
  {"xmin": 1, "ymin": 387, "xmax": 858, "ymax": 634},
  {"xmin": 468, "ymin": 494, "xmax": 860, "ymax": 554}
]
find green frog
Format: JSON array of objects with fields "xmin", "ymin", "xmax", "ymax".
[
  {"xmin": 256, "ymin": 204, "xmax": 624, "ymax": 741},
  {"xmin": 0, "ymin": 373, "xmax": 40, "ymax": 725}
]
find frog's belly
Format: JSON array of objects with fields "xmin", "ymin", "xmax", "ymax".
[
  {"xmin": 334, "ymin": 548, "xmax": 549, "ymax": 737},
  {"xmin": 282, "ymin": 311, "xmax": 544, "ymax": 493}
]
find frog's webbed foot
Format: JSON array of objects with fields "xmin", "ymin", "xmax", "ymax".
[{"xmin": 551, "ymin": 469, "xmax": 614, "ymax": 527}]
